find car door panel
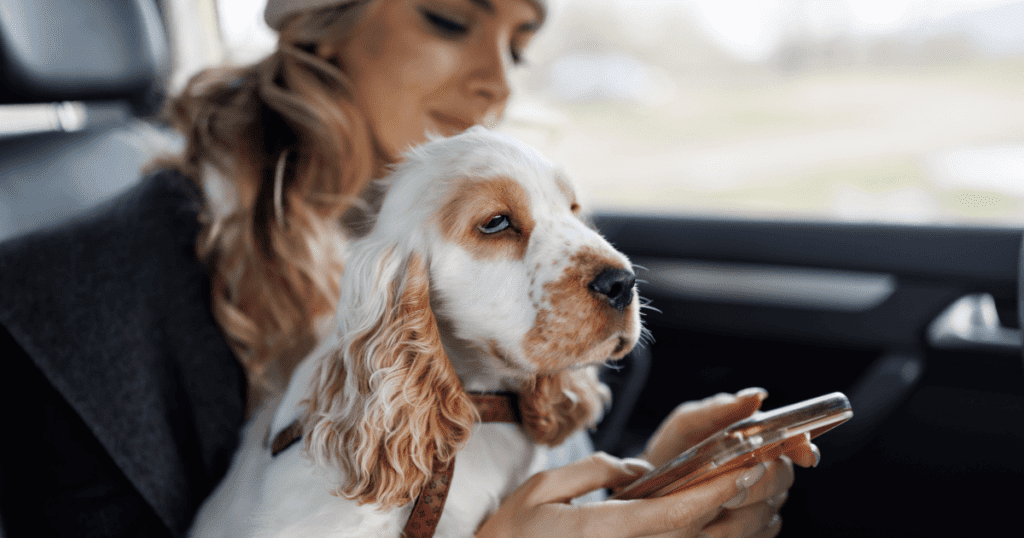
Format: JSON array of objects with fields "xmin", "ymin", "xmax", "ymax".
[{"xmin": 594, "ymin": 213, "xmax": 1024, "ymax": 538}]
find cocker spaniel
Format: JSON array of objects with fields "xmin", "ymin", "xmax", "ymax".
[{"xmin": 190, "ymin": 127, "xmax": 642, "ymax": 537}]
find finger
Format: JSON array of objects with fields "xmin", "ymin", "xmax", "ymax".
[
  {"xmin": 765, "ymin": 491, "xmax": 788, "ymax": 510},
  {"xmin": 522, "ymin": 452, "xmax": 652, "ymax": 504},
  {"xmin": 607, "ymin": 458, "xmax": 658, "ymax": 492},
  {"xmin": 641, "ymin": 505, "xmax": 726, "ymax": 537},
  {"xmin": 643, "ymin": 388, "xmax": 768, "ymax": 467},
  {"xmin": 641, "ymin": 498, "xmax": 784, "ymax": 538},
  {"xmin": 699, "ymin": 503, "xmax": 777, "ymax": 538},
  {"xmin": 635, "ymin": 527, "xmax": 694, "ymax": 538},
  {"xmin": 780, "ymin": 433, "xmax": 820, "ymax": 468},
  {"xmin": 638, "ymin": 527, "xmax": 702, "ymax": 538},
  {"xmin": 747, "ymin": 514, "xmax": 782, "ymax": 538},
  {"xmin": 676, "ymin": 389, "xmax": 768, "ymax": 441},
  {"xmin": 580, "ymin": 464, "xmax": 756, "ymax": 538},
  {"xmin": 720, "ymin": 458, "xmax": 794, "ymax": 510}
]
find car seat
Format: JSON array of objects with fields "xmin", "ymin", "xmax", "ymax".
[
  {"xmin": 0, "ymin": 0, "xmax": 179, "ymax": 241},
  {"xmin": 0, "ymin": 2, "xmax": 176, "ymax": 534}
]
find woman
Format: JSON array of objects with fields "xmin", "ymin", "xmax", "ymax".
[{"xmin": 0, "ymin": 0, "xmax": 817, "ymax": 536}]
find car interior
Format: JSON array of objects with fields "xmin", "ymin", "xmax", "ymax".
[
  {"xmin": 2, "ymin": 1, "xmax": 1022, "ymax": 537},
  {"xmin": 0, "ymin": 0, "xmax": 177, "ymax": 242}
]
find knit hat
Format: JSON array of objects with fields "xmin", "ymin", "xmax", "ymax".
[
  {"xmin": 264, "ymin": 0, "xmax": 361, "ymax": 30},
  {"xmin": 264, "ymin": 0, "xmax": 547, "ymax": 31}
]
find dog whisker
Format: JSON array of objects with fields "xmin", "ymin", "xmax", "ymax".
[
  {"xmin": 601, "ymin": 361, "xmax": 624, "ymax": 371},
  {"xmin": 639, "ymin": 304, "xmax": 662, "ymax": 315}
]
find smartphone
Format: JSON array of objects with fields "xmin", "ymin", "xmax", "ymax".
[{"xmin": 610, "ymin": 392, "xmax": 853, "ymax": 500}]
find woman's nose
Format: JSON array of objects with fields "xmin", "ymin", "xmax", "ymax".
[{"xmin": 467, "ymin": 44, "xmax": 511, "ymax": 107}]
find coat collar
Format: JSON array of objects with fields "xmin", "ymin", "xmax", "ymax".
[{"xmin": 0, "ymin": 171, "xmax": 246, "ymax": 536}]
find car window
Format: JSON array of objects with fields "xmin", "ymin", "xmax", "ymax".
[
  {"xmin": 209, "ymin": 0, "xmax": 1024, "ymax": 225},
  {"xmin": 215, "ymin": 0, "xmax": 277, "ymax": 65}
]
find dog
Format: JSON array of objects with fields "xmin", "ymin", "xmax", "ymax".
[{"xmin": 190, "ymin": 126, "xmax": 643, "ymax": 537}]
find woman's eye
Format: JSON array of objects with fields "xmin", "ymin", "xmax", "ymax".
[
  {"xmin": 478, "ymin": 215, "xmax": 511, "ymax": 234},
  {"xmin": 422, "ymin": 10, "xmax": 468, "ymax": 35}
]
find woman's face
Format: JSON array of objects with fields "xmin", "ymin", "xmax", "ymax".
[{"xmin": 322, "ymin": 0, "xmax": 543, "ymax": 158}]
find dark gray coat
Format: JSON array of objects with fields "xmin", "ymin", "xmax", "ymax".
[{"xmin": 0, "ymin": 171, "xmax": 246, "ymax": 537}]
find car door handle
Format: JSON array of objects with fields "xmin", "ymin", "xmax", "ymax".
[{"xmin": 926, "ymin": 293, "xmax": 1022, "ymax": 354}]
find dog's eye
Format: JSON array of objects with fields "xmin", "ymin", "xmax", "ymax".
[{"xmin": 478, "ymin": 215, "xmax": 511, "ymax": 234}]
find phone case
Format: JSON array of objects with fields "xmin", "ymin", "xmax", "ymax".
[{"xmin": 610, "ymin": 392, "xmax": 853, "ymax": 500}]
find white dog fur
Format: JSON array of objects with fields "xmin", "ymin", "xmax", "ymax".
[{"xmin": 189, "ymin": 127, "xmax": 642, "ymax": 537}]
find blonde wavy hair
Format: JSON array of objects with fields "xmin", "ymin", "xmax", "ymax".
[{"xmin": 162, "ymin": 2, "xmax": 382, "ymax": 407}]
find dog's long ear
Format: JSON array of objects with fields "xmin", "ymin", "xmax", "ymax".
[
  {"xmin": 304, "ymin": 247, "xmax": 476, "ymax": 509},
  {"xmin": 518, "ymin": 367, "xmax": 611, "ymax": 446}
]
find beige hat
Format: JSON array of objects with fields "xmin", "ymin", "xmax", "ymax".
[
  {"xmin": 264, "ymin": 0, "xmax": 361, "ymax": 30},
  {"xmin": 265, "ymin": 0, "xmax": 546, "ymax": 31}
]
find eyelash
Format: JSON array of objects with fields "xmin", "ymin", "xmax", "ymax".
[
  {"xmin": 421, "ymin": 9, "xmax": 527, "ymax": 66},
  {"xmin": 422, "ymin": 10, "xmax": 468, "ymax": 35}
]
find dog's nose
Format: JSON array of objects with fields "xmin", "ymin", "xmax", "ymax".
[{"xmin": 588, "ymin": 268, "xmax": 636, "ymax": 312}]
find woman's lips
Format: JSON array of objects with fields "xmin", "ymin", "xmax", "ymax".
[{"xmin": 430, "ymin": 111, "xmax": 474, "ymax": 135}]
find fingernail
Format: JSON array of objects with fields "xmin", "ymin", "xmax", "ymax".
[
  {"xmin": 768, "ymin": 514, "xmax": 782, "ymax": 528},
  {"xmin": 722, "ymin": 463, "xmax": 766, "ymax": 509},
  {"xmin": 722, "ymin": 488, "xmax": 748, "ymax": 509},
  {"xmin": 766, "ymin": 492, "xmax": 788, "ymax": 508},
  {"xmin": 737, "ymin": 387, "xmax": 768, "ymax": 401},
  {"xmin": 622, "ymin": 458, "xmax": 654, "ymax": 476},
  {"xmin": 812, "ymin": 444, "xmax": 821, "ymax": 468},
  {"xmin": 739, "ymin": 462, "xmax": 767, "ymax": 488}
]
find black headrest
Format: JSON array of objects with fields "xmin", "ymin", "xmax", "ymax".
[{"xmin": 0, "ymin": 0, "xmax": 170, "ymax": 114}]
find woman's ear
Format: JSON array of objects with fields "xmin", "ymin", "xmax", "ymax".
[
  {"xmin": 519, "ymin": 367, "xmax": 611, "ymax": 447},
  {"xmin": 304, "ymin": 248, "xmax": 476, "ymax": 509}
]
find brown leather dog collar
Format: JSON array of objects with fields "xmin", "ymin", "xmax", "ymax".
[{"xmin": 268, "ymin": 392, "xmax": 522, "ymax": 538}]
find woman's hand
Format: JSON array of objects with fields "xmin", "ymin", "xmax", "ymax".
[
  {"xmin": 475, "ymin": 388, "xmax": 820, "ymax": 538},
  {"xmin": 475, "ymin": 451, "xmax": 790, "ymax": 538},
  {"xmin": 637, "ymin": 388, "xmax": 820, "ymax": 537},
  {"xmin": 640, "ymin": 388, "xmax": 820, "ymax": 469}
]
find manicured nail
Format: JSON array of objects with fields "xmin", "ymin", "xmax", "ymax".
[
  {"xmin": 723, "ymin": 463, "xmax": 767, "ymax": 508},
  {"xmin": 738, "ymin": 462, "xmax": 767, "ymax": 488},
  {"xmin": 766, "ymin": 492, "xmax": 789, "ymax": 508},
  {"xmin": 737, "ymin": 387, "xmax": 768, "ymax": 401},
  {"xmin": 812, "ymin": 444, "xmax": 821, "ymax": 468},
  {"xmin": 622, "ymin": 458, "xmax": 654, "ymax": 475},
  {"xmin": 722, "ymin": 488, "xmax": 748, "ymax": 509}
]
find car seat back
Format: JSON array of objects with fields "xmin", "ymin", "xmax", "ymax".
[{"xmin": 0, "ymin": 0, "xmax": 178, "ymax": 240}]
